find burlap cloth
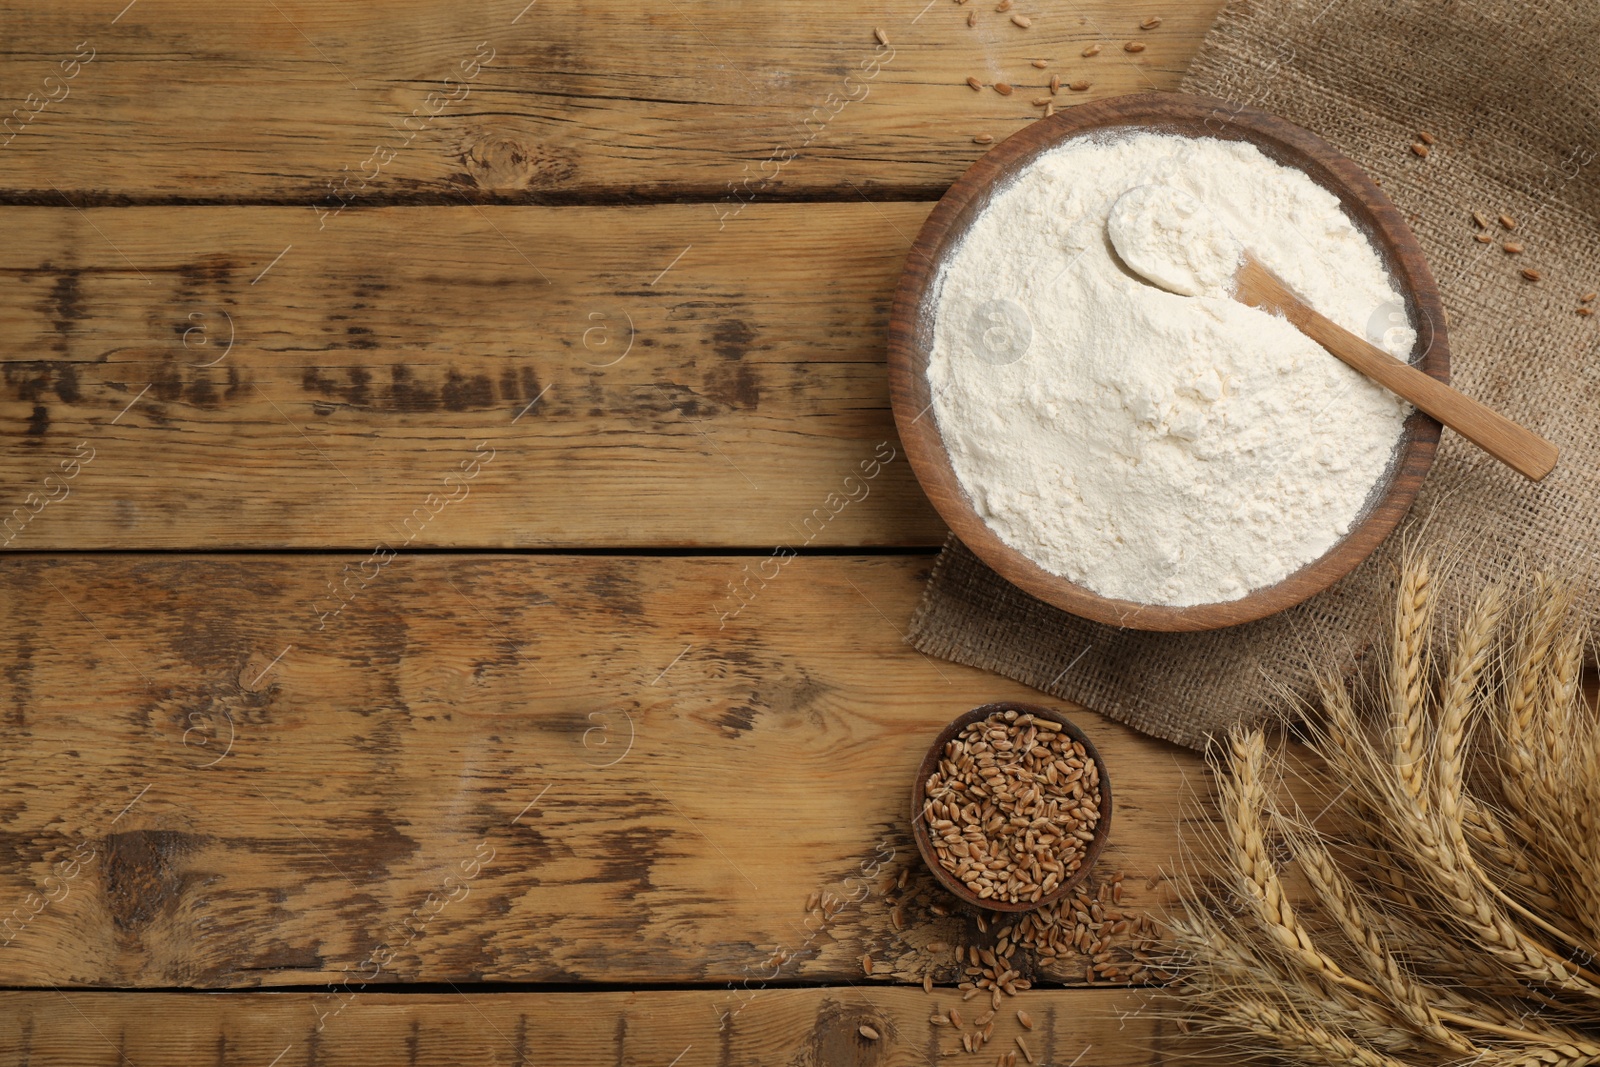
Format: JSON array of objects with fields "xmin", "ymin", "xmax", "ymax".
[{"xmin": 907, "ymin": 0, "xmax": 1600, "ymax": 750}]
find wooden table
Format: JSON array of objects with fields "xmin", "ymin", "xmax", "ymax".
[{"xmin": 0, "ymin": 3, "xmax": 1226, "ymax": 1062}]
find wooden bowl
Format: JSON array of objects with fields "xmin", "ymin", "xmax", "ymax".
[
  {"xmin": 911, "ymin": 702, "xmax": 1112, "ymax": 913},
  {"xmin": 887, "ymin": 92, "xmax": 1450, "ymax": 631}
]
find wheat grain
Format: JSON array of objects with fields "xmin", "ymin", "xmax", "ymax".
[{"xmin": 923, "ymin": 710, "xmax": 1102, "ymax": 904}]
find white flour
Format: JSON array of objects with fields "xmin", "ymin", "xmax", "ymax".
[{"xmin": 927, "ymin": 132, "xmax": 1413, "ymax": 607}]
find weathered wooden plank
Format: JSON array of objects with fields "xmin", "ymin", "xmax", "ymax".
[
  {"xmin": 0, "ymin": 555, "xmax": 1208, "ymax": 988},
  {"xmin": 0, "ymin": 0, "xmax": 1224, "ymax": 202},
  {"xmin": 0, "ymin": 987, "xmax": 1190, "ymax": 1066},
  {"xmin": 0, "ymin": 202, "xmax": 946, "ymax": 548}
]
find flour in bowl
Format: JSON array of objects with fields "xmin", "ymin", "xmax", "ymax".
[{"xmin": 926, "ymin": 132, "xmax": 1413, "ymax": 607}]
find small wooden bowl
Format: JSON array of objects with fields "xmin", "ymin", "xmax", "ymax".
[
  {"xmin": 911, "ymin": 702, "xmax": 1112, "ymax": 913},
  {"xmin": 887, "ymin": 92, "xmax": 1450, "ymax": 631}
]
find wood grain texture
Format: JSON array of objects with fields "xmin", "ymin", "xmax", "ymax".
[
  {"xmin": 0, "ymin": 0, "xmax": 1224, "ymax": 202},
  {"xmin": 0, "ymin": 987, "xmax": 1191, "ymax": 1066},
  {"xmin": 887, "ymin": 93, "xmax": 1449, "ymax": 631},
  {"xmin": 0, "ymin": 202, "xmax": 946, "ymax": 549},
  {"xmin": 0, "ymin": 554, "xmax": 1207, "ymax": 988}
]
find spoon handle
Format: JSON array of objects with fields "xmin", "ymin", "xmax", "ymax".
[{"xmin": 1235, "ymin": 256, "xmax": 1558, "ymax": 482}]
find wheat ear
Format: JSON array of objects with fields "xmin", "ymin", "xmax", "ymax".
[
  {"xmin": 1463, "ymin": 800, "xmax": 1573, "ymax": 929},
  {"xmin": 1367, "ymin": 563, "xmax": 1600, "ymax": 995},
  {"xmin": 1480, "ymin": 1046, "xmax": 1600, "ymax": 1067},
  {"xmin": 1221, "ymin": 729, "xmax": 1344, "ymax": 979},
  {"xmin": 1430, "ymin": 584, "xmax": 1580, "ymax": 950},
  {"xmin": 1494, "ymin": 583, "xmax": 1600, "ymax": 945},
  {"xmin": 1289, "ymin": 827, "xmax": 1474, "ymax": 1054},
  {"xmin": 1172, "ymin": 561, "xmax": 1600, "ymax": 1063},
  {"xmin": 1389, "ymin": 550, "xmax": 1433, "ymax": 813},
  {"xmin": 1221, "ymin": 999, "xmax": 1406, "ymax": 1067}
]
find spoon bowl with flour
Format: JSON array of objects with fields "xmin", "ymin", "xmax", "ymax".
[
  {"xmin": 1106, "ymin": 184, "xmax": 1242, "ymax": 298},
  {"xmin": 1107, "ymin": 185, "xmax": 1557, "ymax": 481}
]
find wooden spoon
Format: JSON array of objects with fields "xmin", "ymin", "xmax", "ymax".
[{"xmin": 1107, "ymin": 187, "xmax": 1558, "ymax": 482}]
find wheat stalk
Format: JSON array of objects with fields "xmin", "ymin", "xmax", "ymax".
[{"xmin": 1169, "ymin": 554, "xmax": 1600, "ymax": 1064}]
